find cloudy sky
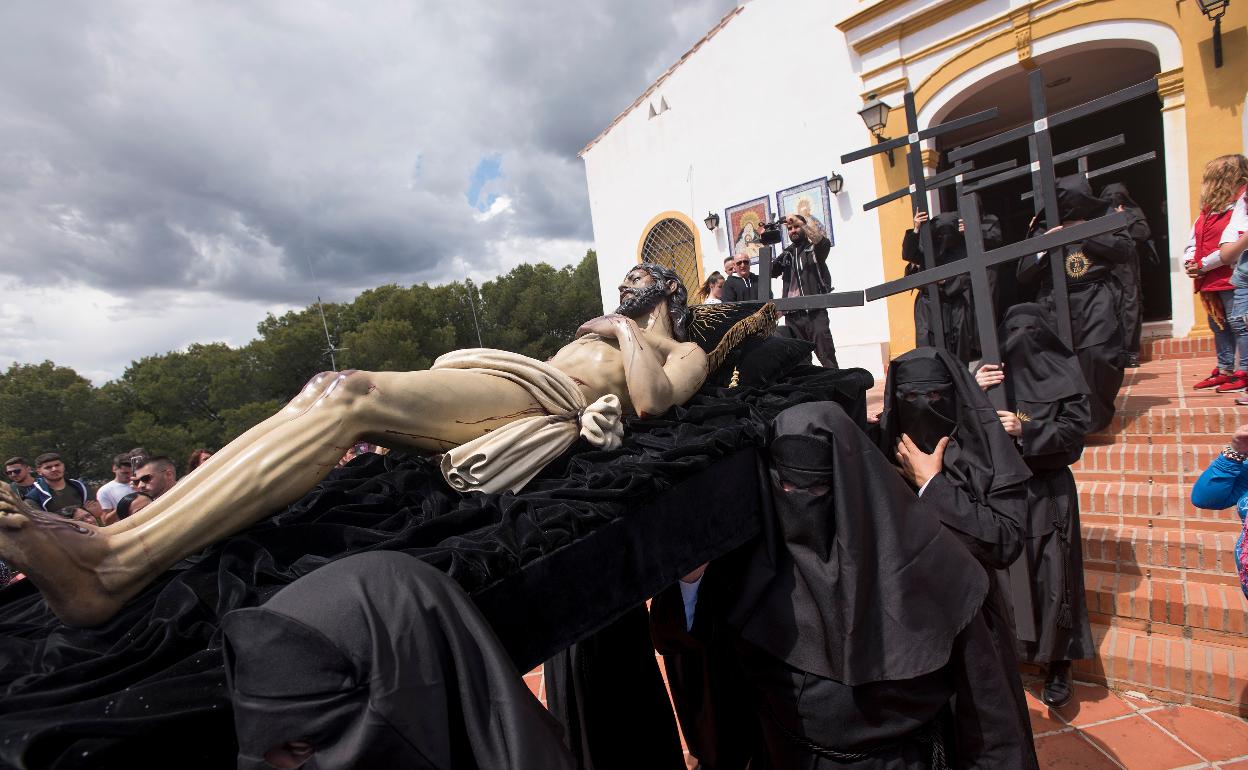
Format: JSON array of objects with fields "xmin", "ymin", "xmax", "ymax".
[{"xmin": 0, "ymin": 0, "xmax": 736, "ymax": 383}]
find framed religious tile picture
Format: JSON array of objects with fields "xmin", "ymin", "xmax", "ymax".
[
  {"xmin": 724, "ymin": 195, "xmax": 773, "ymax": 265},
  {"xmin": 775, "ymin": 177, "xmax": 834, "ymax": 249}
]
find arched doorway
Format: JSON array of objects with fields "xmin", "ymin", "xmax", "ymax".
[
  {"xmin": 639, "ymin": 217, "xmax": 701, "ymax": 297},
  {"xmin": 929, "ymin": 44, "xmax": 1170, "ymax": 324}
]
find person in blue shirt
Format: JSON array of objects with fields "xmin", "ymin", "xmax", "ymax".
[{"xmin": 1190, "ymin": 426, "xmax": 1248, "ymax": 600}]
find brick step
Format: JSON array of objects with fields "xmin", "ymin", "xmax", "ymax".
[
  {"xmin": 1142, "ymin": 335, "xmax": 1215, "ymax": 361},
  {"xmin": 1081, "ymin": 525, "xmax": 1242, "ymax": 583},
  {"xmin": 1084, "ymin": 568, "xmax": 1248, "ymax": 638},
  {"xmin": 1072, "ymin": 442, "xmax": 1224, "ymax": 481},
  {"xmin": 1095, "ymin": 403, "xmax": 1242, "ymax": 442},
  {"xmin": 1075, "ymin": 620, "xmax": 1248, "ymax": 717},
  {"xmin": 1078, "ymin": 481, "xmax": 1237, "ymax": 531}
]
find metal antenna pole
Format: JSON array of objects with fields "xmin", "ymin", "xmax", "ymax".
[
  {"xmin": 304, "ymin": 253, "xmax": 346, "ymax": 370},
  {"xmin": 314, "ymin": 295, "xmax": 338, "ymax": 370},
  {"xmin": 464, "ymin": 278, "xmax": 484, "ymax": 348}
]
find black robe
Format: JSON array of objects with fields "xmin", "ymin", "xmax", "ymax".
[
  {"xmin": 902, "ymin": 213, "xmax": 1002, "ymax": 364},
  {"xmin": 543, "ymin": 606, "xmax": 686, "ymax": 770},
  {"xmin": 654, "ymin": 402, "xmax": 1037, "ymax": 768},
  {"xmin": 875, "ymin": 348, "xmax": 1038, "ymax": 770},
  {"xmin": 996, "ymin": 304, "xmax": 1096, "ymax": 663},
  {"xmin": 1017, "ymin": 175, "xmax": 1133, "ymax": 433},
  {"xmin": 1101, "ymin": 182, "xmax": 1157, "ymax": 355},
  {"xmin": 223, "ymin": 551, "xmax": 576, "ymax": 770}
]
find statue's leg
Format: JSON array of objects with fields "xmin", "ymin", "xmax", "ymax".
[{"xmin": 0, "ymin": 368, "xmax": 545, "ymax": 626}]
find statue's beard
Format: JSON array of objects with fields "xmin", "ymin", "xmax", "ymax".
[{"xmin": 615, "ymin": 283, "xmax": 667, "ymax": 318}]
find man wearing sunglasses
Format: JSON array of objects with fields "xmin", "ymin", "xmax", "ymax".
[
  {"xmin": 4, "ymin": 457, "xmax": 38, "ymax": 500},
  {"xmin": 133, "ymin": 456, "xmax": 178, "ymax": 501},
  {"xmin": 720, "ymin": 252, "xmax": 758, "ymax": 303}
]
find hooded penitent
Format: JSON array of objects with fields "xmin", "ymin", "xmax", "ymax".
[
  {"xmin": 716, "ymin": 402, "xmax": 1039, "ymax": 767},
  {"xmin": 728, "ymin": 401, "xmax": 989, "ymax": 688},
  {"xmin": 902, "ymin": 213, "xmax": 988, "ymax": 363},
  {"xmin": 997, "ymin": 304, "xmax": 1096, "ymax": 662},
  {"xmin": 876, "ymin": 348, "xmax": 1039, "ymax": 768},
  {"xmin": 877, "ymin": 348, "xmax": 1031, "ymax": 508},
  {"xmin": 1017, "ymin": 175, "xmax": 1132, "ymax": 433},
  {"xmin": 223, "ymin": 552, "xmax": 574, "ymax": 770}
]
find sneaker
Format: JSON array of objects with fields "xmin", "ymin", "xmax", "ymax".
[
  {"xmin": 1217, "ymin": 371, "xmax": 1248, "ymax": 393},
  {"xmin": 1042, "ymin": 661, "xmax": 1073, "ymax": 709},
  {"xmin": 1125, "ymin": 353, "xmax": 1141, "ymax": 368},
  {"xmin": 1236, "ymin": 395, "xmax": 1248, "ymax": 406},
  {"xmin": 1196, "ymin": 368, "xmax": 1234, "ymax": 389}
]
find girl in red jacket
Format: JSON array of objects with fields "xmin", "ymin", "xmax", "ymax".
[{"xmin": 1187, "ymin": 154, "xmax": 1248, "ymax": 392}]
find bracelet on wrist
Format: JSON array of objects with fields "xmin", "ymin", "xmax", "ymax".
[{"xmin": 1222, "ymin": 445, "xmax": 1247, "ymax": 463}]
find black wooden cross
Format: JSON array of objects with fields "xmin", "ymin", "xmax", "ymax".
[
  {"xmin": 839, "ymin": 92, "xmax": 1000, "ymax": 349},
  {"xmin": 753, "ymin": 245, "xmax": 866, "ymax": 311},
  {"xmin": 948, "ymin": 71, "xmax": 1158, "ymax": 346},
  {"xmin": 1019, "ymin": 149, "xmax": 1158, "ymax": 202}
]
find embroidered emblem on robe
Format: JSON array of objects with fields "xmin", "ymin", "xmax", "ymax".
[{"xmin": 1065, "ymin": 250, "xmax": 1090, "ymax": 279}]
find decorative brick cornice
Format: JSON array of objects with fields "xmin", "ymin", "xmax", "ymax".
[
  {"xmin": 860, "ymin": 77, "xmax": 911, "ymax": 101},
  {"xmin": 1157, "ymin": 67, "xmax": 1185, "ymax": 112},
  {"xmin": 1157, "ymin": 68, "xmax": 1184, "ymax": 99},
  {"xmin": 921, "ymin": 148, "xmax": 941, "ymax": 169},
  {"xmin": 1010, "ymin": 8, "xmax": 1035, "ymax": 69}
]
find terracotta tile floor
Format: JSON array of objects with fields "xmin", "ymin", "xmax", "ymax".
[{"xmin": 1025, "ymin": 678, "xmax": 1248, "ymax": 769}]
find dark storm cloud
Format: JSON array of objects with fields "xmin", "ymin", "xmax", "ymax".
[{"xmin": 0, "ymin": 0, "xmax": 737, "ymax": 303}]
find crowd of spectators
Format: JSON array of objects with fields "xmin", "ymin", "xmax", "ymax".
[{"xmin": 0, "ymin": 445, "xmax": 234, "ymax": 583}]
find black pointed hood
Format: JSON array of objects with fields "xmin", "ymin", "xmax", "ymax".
[
  {"xmin": 1057, "ymin": 174, "xmax": 1110, "ymax": 221},
  {"xmin": 1000, "ymin": 303, "xmax": 1089, "ymax": 404}
]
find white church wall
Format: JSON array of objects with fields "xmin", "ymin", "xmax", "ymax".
[{"xmin": 582, "ymin": 0, "xmax": 896, "ymax": 378}]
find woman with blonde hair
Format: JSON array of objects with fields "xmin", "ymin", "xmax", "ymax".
[
  {"xmin": 695, "ymin": 271, "xmax": 725, "ymax": 304},
  {"xmin": 1186, "ymin": 154, "xmax": 1248, "ymax": 395}
]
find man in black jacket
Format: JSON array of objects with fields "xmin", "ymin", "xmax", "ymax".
[
  {"xmin": 772, "ymin": 214, "xmax": 838, "ymax": 367},
  {"xmin": 720, "ymin": 253, "xmax": 758, "ymax": 302}
]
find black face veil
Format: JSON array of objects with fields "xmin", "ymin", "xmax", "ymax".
[{"xmin": 878, "ymin": 348, "xmax": 1031, "ymax": 500}]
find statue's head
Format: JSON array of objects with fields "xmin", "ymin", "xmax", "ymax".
[{"xmin": 616, "ymin": 263, "xmax": 689, "ymax": 340}]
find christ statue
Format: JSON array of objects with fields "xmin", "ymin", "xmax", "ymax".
[{"xmin": 0, "ymin": 263, "xmax": 708, "ymax": 627}]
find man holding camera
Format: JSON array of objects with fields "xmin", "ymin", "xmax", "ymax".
[{"xmin": 772, "ymin": 214, "xmax": 838, "ymax": 368}]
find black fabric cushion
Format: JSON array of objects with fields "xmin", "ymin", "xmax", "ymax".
[
  {"xmin": 739, "ymin": 335, "xmax": 816, "ymax": 386},
  {"xmin": 706, "ymin": 333, "xmax": 818, "ymax": 388},
  {"xmin": 0, "ymin": 365, "xmax": 871, "ymax": 770}
]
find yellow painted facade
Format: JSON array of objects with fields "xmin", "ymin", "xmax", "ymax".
[{"xmin": 845, "ymin": 0, "xmax": 1248, "ymax": 353}]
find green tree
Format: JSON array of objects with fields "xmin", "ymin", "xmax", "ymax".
[
  {"xmin": 0, "ymin": 362, "xmax": 119, "ymax": 481},
  {"xmin": 0, "ymin": 252, "xmax": 606, "ymax": 480}
]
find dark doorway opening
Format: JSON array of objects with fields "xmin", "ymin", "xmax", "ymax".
[{"xmin": 932, "ymin": 47, "xmax": 1170, "ymax": 324}]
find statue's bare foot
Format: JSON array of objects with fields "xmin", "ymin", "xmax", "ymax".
[{"xmin": 0, "ymin": 485, "xmax": 120, "ymax": 627}]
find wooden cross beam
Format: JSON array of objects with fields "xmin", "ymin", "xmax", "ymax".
[
  {"xmin": 962, "ymin": 134, "xmax": 1128, "ymax": 192},
  {"xmin": 864, "ymin": 209, "xmax": 1130, "ymax": 409},
  {"xmin": 861, "ymin": 158, "xmax": 1019, "ymax": 212},
  {"xmin": 839, "ymin": 93, "xmax": 999, "ymax": 350},
  {"xmin": 947, "ymin": 72, "xmax": 1159, "ymax": 347},
  {"xmin": 1020, "ymin": 151, "xmax": 1158, "ymax": 202},
  {"xmin": 755, "ymin": 245, "xmax": 866, "ymax": 311}
]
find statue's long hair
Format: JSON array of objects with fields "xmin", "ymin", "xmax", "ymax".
[{"xmin": 636, "ymin": 262, "xmax": 689, "ymax": 341}]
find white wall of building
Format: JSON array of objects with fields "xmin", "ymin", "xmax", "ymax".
[{"xmin": 581, "ymin": 0, "xmax": 895, "ymax": 378}]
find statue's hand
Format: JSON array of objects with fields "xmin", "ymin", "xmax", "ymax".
[{"xmin": 576, "ymin": 314, "xmax": 629, "ymax": 339}]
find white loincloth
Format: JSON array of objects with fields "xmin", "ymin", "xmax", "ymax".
[{"xmin": 430, "ymin": 349, "xmax": 625, "ymax": 495}]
